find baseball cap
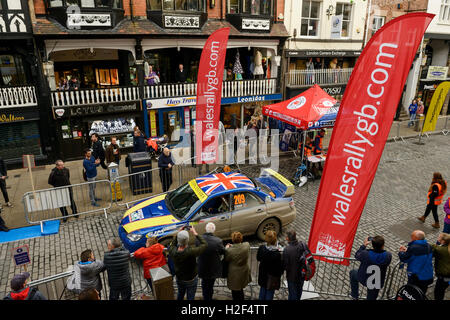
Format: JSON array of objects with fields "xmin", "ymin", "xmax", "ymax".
[
  {"xmin": 11, "ymin": 272, "xmax": 30, "ymax": 291},
  {"xmin": 177, "ymin": 230, "xmax": 189, "ymax": 246}
]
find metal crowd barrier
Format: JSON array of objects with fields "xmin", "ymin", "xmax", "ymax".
[
  {"xmin": 390, "ymin": 115, "xmax": 450, "ymax": 143},
  {"xmin": 21, "ymin": 131, "xmax": 330, "ymax": 226},
  {"xmin": 23, "ymin": 248, "xmax": 415, "ymax": 301},
  {"xmin": 22, "ymin": 179, "xmax": 113, "ymax": 230}
]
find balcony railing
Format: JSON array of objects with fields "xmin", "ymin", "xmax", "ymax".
[
  {"xmin": 50, "ymin": 79, "xmax": 279, "ymax": 107},
  {"xmin": 144, "ymin": 78, "xmax": 278, "ymax": 99},
  {"xmin": 0, "ymin": 86, "xmax": 37, "ymax": 108},
  {"xmin": 51, "ymin": 86, "xmax": 139, "ymax": 107},
  {"xmin": 286, "ymin": 68, "xmax": 353, "ymax": 87}
]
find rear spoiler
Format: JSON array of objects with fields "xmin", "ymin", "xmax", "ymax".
[{"xmin": 257, "ymin": 168, "xmax": 295, "ymax": 198}]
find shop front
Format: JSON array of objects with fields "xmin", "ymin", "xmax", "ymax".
[
  {"xmin": 417, "ymin": 77, "xmax": 450, "ymax": 116},
  {"xmin": 144, "ymin": 92, "xmax": 282, "ymax": 143},
  {"xmin": 0, "ymin": 107, "xmax": 42, "ymax": 162},
  {"xmin": 145, "ymin": 98, "xmax": 188, "ymax": 143},
  {"xmin": 52, "ymin": 101, "xmax": 142, "ymax": 160}
]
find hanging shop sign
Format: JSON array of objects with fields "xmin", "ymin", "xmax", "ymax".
[
  {"xmin": 426, "ymin": 66, "xmax": 449, "ymax": 81},
  {"xmin": 285, "ymin": 50, "xmax": 362, "ymax": 58},
  {"xmin": 53, "ymin": 102, "xmax": 140, "ymax": 119},
  {"xmin": 145, "ymin": 93, "xmax": 283, "ymax": 109}
]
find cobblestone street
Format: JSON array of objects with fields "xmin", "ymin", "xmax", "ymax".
[{"xmin": 0, "ymin": 134, "xmax": 449, "ymax": 299}]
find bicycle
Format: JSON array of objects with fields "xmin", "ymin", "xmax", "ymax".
[{"xmin": 291, "ymin": 162, "xmax": 315, "ymax": 187}]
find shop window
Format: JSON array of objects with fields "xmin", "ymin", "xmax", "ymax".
[
  {"xmin": 372, "ymin": 16, "xmax": 384, "ymax": 33},
  {"xmin": 335, "ymin": 2, "xmax": 352, "ymax": 37},
  {"xmin": 242, "ymin": 0, "xmax": 271, "ymax": 15},
  {"xmin": 0, "ymin": 55, "xmax": 27, "ymax": 86},
  {"xmin": 49, "ymin": 0, "xmax": 122, "ymax": 8},
  {"xmin": 147, "ymin": 0, "xmax": 162, "ymax": 10},
  {"xmin": 159, "ymin": 0, "xmax": 204, "ymax": 11},
  {"xmin": 301, "ymin": 0, "xmax": 320, "ymax": 37},
  {"xmin": 95, "ymin": 68, "xmax": 119, "ymax": 86},
  {"xmin": 227, "ymin": 0, "xmax": 239, "ymax": 13},
  {"xmin": 49, "ymin": 0, "xmax": 63, "ymax": 6}
]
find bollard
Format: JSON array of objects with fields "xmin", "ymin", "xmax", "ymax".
[
  {"xmin": 108, "ymin": 162, "xmax": 122, "ymax": 201},
  {"xmin": 150, "ymin": 265, "xmax": 174, "ymax": 300}
]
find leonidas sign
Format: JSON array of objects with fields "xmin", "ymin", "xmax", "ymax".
[
  {"xmin": 308, "ymin": 13, "xmax": 434, "ymax": 264},
  {"xmin": 195, "ymin": 28, "xmax": 230, "ymax": 164}
]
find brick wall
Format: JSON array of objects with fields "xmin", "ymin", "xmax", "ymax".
[
  {"xmin": 131, "ymin": 0, "xmax": 147, "ymax": 18},
  {"xmin": 275, "ymin": 0, "xmax": 284, "ymax": 22},
  {"xmin": 33, "ymin": 0, "xmax": 46, "ymax": 15},
  {"xmin": 208, "ymin": 0, "xmax": 221, "ymax": 19}
]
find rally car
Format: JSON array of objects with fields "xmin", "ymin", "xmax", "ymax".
[{"xmin": 118, "ymin": 169, "xmax": 296, "ymax": 252}]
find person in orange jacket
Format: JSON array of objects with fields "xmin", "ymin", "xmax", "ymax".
[
  {"xmin": 418, "ymin": 172, "xmax": 447, "ymax": 229},
  {"xmin": 133, "ymin": 237, "xmax": 167, "ymax": 294}
]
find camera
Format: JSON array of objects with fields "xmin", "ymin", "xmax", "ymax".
[
  {"xmin": 183, "ymin": 225, "xmax": 192, "ymax": 231},
  {"xmin": 367, "ymin": 237, "xmax": 373, "ymax": 242}
]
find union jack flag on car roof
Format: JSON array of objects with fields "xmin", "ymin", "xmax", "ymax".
[{"xmin": 195, "ymin": 172, "xmax": 255, "ymax": 195}]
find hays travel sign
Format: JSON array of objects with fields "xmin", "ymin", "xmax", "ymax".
[{"xmin": 146, "ymin": 94, "xmax": 282, "ymax": 109}]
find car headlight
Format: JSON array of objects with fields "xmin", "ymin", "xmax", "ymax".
[{"xmin": 126, "ymin": 233, "xmax": 143, "ymax": 242}]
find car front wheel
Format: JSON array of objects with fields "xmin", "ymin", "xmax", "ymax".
[{"xmin": 256, "ymin": 218, "xmax": 281, "ymax": 241}]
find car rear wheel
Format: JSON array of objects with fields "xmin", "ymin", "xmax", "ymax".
[{"xmin": 256, "ymin": 218, "xmax": 281, "ymax": 241}]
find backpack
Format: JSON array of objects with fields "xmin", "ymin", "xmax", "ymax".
[
  {"xmin": 66, "ymin": 263, "xmax": 82, "ymax": 294},
  {"xmin": 298, "ymin": 241, "xmax": 316, "ymax": 281},
  {"xmin": 3, "ymin": 287, "xmax": 38, "ymax": 300}
]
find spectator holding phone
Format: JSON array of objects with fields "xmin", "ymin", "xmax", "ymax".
[
  {"xmin": 349, "ymin": 236, "xmax": 392, "ymax": 300},
  {"xmin": 398, "ymin": 230, "xmax": 434, "ymax": 295},
  {"xmin": 168, "ymin": 225, "xmax": 207, "ymax": 300}
]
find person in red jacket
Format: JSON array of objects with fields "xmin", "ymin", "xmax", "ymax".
[{"xmin": 133, "ymin": 237, "xmax": 167, "ymax": 294}]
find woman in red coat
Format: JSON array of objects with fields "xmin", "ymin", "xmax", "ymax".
[{"xmin": 133, "ymin": 237, "xmax": 167, "ymax": 293}]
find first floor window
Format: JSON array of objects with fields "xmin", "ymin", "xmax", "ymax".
[
  {"xmin": 440, "ymin": 0, "xmax": 450, "ymax": 24},
  {"xmin": 301, "ymin": 0, "xmax": 320, "ymax": 36},
  {"xmin": 372, "ymin": 16, "xmax": 385, "ymax": 32},
  {"xmin": 335, "ymin": 2, "xmax": 352, "ymax": 37}
]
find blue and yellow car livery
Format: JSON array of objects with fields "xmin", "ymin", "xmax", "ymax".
[{"xmin": 118, "ymin": 170, "xmax": 295, "ymax": 252}]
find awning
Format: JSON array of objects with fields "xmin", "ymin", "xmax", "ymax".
[{"xmin": 262, "ymin": 84, "xmax": 338, "ymax": 130}]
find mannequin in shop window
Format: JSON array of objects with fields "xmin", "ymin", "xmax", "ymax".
[{"xmin": 253, "ymin": 50, "xmax": 264, "ymax": 79}]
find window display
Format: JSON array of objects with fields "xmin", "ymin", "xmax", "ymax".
[{"xmin": 88, "ymin": 117, "xmax": 136, "ymax": 136}]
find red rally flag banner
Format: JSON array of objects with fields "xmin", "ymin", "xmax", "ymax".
[
  {"xmin": 308, "ymin": 13, "xmax": 434, "ymax": 264},
  {"xmin": 195, "ymin": 28, "xmax": 230, "ymax": 164}
]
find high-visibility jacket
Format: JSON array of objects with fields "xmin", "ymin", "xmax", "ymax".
[
  {"xmin": 304, "ymin": 143, "xmax": 313, "ymax": 157},
  {"xmin": 313, "ymin": 135, "xmax": 323, "ymax": 155},
  {"xmin": 427, "ymin": 182, "xmax": 445, "ymax": 205}
]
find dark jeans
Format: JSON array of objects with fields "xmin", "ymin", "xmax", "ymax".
[
  {"xmin": 443, "ymin": 222, "xmax": 450, "ymax": 234},
  {"xmin": 287, "ymin": 280, "xmax": 304, "ymax": 300},
  {"xmin": 434, "ymin": 277, "xmax": 450, "ymax": 300},
  {"xmin": 160, "ymin": 169, "xmax": 173, "ymax": 193},
  {"xmin": 424, "ymin": 203, "xmax": 439, "ymax": 223},
  {"xmin": 0, "ymin": 178, "xmax": 9, "ymax": 203},
  {"xmin": 349, "ymin": 270, "xmax": 380, "ymax": 300},
  {"xmin": 258, "ymin": 287, "xmax": 275, "ymax": 300},
  {"xmin": 231, "ymin": 290, "xmax": 244, "ymax": 300},
  {"xmin": 407, "ymin": 275, "xmax": 433, "ymax": 296},
  {"xmin": 109, "ymin": 286, "xmax": 131, "ymax": 300},
  {"xmin": 176, "ymin": 276, "xmax": 198, "ymax": 301},
  {"xmin": 59, "ymin": 188, "xmax": 77, "ymax": 219},
  {"xmin": 201, "ymin": 278, "xmax": 216, "ymax": 301},
  {"xmin": 146, "ymin": 278, "xmax": 154, "ymax": 295}
]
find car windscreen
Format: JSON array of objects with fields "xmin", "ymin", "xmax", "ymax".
[{"xmin": 165, "ymin": 182, "xmax": 201, "ymax": 220}]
